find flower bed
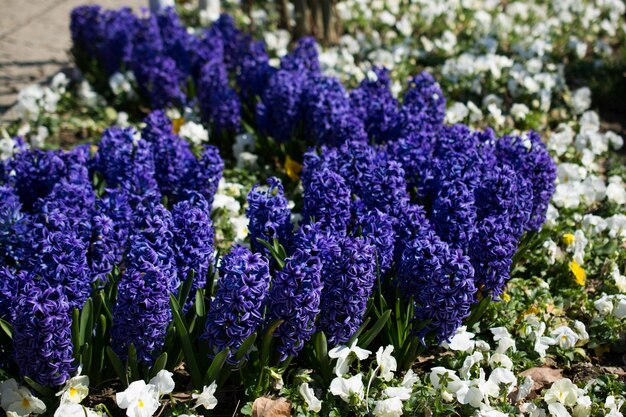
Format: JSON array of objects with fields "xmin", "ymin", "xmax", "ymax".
[{"xmin": 0, "ymin": 1, "xmax": 625, "ymax": 417}]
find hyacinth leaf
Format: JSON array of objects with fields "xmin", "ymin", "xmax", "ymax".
[
  {"xmin": 79, "ymin": 298, "xmax": 93, "ymax": 348},
  {"xmin": 255, "ymin": 238, "xmax": 286, "ymax": 269},
  {"xmin": 0, "ymin": 319, "xmax": 13, "ymax": 339},
  {"xmin": 106, "ymin": 346, "xmax": 128, "ymax": 388},
  {"xmin": 170, "ymin": 294, "xmax": 203, "ymax": 388},
  {"xmin": 205, "ymin": 348, "xmax": 230, "ymax": 386},
  {"xmin": 91, "ymin": 314, "xmax": 108, "ymax": 385},
  {"xmin": 149, "ymin": 352, "xmax": 168, "ymax": 378},
  {"xmin": 71, "ymin": 308, "xmax": 80, "ymax": 358},
  {"xmin": 260, "ymin": 319, "xmax": 284, "ymax": 369},
  {"xmin": 234, "ymin": 332, "xmax": 258, "ymax": 363},
  {"xmin": 194, "ymin": 289, "xmax": 206, "ymax": 322},
  {"xmin": 24, "ymin": 376, "xmax": 55, "ymax": 397},
  {"xmin": 347, "ymin": 317, "xmax": 371, "ymax": 347},
  {"xmin": 128, "ymin": 344, "xmax": 141, "ymax": 382},
  {"xmin": 466, "ymin": 295, "xmax": 492, "ymax": 327},
  {"xmin": 359, "ymin": 309, "xmax": 391, "ymax": 349},
  {"xmin": 312, "ymin": 332, "xmax": 332, "ymax": 383},
  {"xmin": 82, "ymin": 343, "xmax": 92, "ymax": 375},
  {"xmin": 177, "ymin": 270, "xmax": 196, "ymax": 308}
]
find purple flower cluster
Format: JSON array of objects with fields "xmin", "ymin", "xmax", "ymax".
[
  {"xmin": 318, "ymin": 236, "xmax": 377, "ymax": 345},
  {"xmin": 267, "ymin": 249, "xmax": 323, "ymax": 360},
  {"xmin": 111, "ymin": 266, "xmax": 172, "ymax": 365},
  {"xmin": 172, "ymin": 192, "xmax": 215, "ymax": 307},
  {"xmin": 203, "ymin": 246, "xmax": 270, "ymax": 360},
  {"xmin": 0, "ymin": 111, "xmax": 223, "ymax": 380},
  {"xmin": 296, "ymin": 74, "xmax": 557, "ymax": 340},
  {"xmin": 12, "ymin": 286, "xmax": 75, "ymax": 386},
  {"xmin": 246, "ymin": 177, "xmax": 292, "ymax": 255}
]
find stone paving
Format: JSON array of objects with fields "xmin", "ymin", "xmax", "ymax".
[{"xmin": 0, "ymin": 0, "xmax": 145, "ymax": 118}]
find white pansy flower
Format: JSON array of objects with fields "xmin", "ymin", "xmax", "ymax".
[
  {"xmin": 109, "ymin": 72, "xmax": 133, "ymax": 96},
  {"xmin": 373, "ymin": 397, "xmax": 403, "ymax": 417},
  {"xmin": 401, "ymin": 370, "xmax": 418, "ymax": 389},
  {"xmin": 573, "ymin": 321, "xmax": 589, "ymax": 345},
  {"xmin": 517, "ymin": 375, "xmax": 534, "ymax": 401},
  {"xmin": 0, "ymin": 379, "xmax": 46, "ymax": 416},
  {"xmin": 57, "ymin": 370, "xmax": 90, "ymax": 404},
  {"xmin": 535, "ymin": 335, "xmax": 556, "ymax": 358},
  {"xmin": 594, "ymin": 294, "xmax": 614, "ymax": 316},
  {"xmin": 328, "ymin": 339, "xmax": 371, "ymax": 376},
  {"xmin": 511, "ymin": 103, "xmax": 530, "ymax": 120},
  {"xmin": 571, "ymin": 87, "xmax": 592, "ymax": 114},
  {"xmin": 383, "ymin": 385, "xmax": 412, "ymax": 401},
  {"xmin": 611, "ymin": 264, "xmax": 626, "ymax": 293},
  {"xmin": 548, "ymin": 402, "xmax": 571, "ymax": 417},
  {"xmin": 441, "ymin": 326, "xmax": 475, "ymax": 352},
  {"xmin": 489, "ymin": 353, "xmax": 513, "ymax": 369},
  {"xmin": 230, "ymin": 216, "xmax": 249, "ymax": 243},
  {"xmin": 54, "ymin": 403, "xmax": 101, "ymax": 417},
  {"xmin": 149, "ymin": 370, "xmax": 175, "ymax": 397},
  {"xmin": 376, "ymin": 345, "xmax": 397, "ymax": 381},
  {"xmin": 544, "ymin": 379, "xmax": 579, "ymax": 407},
  {"xmin": 488, "ymin": 368, "xmax": 517, "ymax": 394},
  {"xmin": 614, "ymin": 297, "xmax": 626, "ymax": 320},
  {"xmin": 193, "ymin": 382, "xmax": 218, "ymax": 410},
  {"xmin": 606, "ymin": 176, "xmax": 626, "ymax": 205},
  {"xmin": 551, "ymin": 326, "xmax": 579, "ymax": 349},
  {"xmin": 299, "ymin": 383, "xmax": 322, "ymax": 412},
  {"xmin": 212, "ymin": 193, "xmax": 241, "ymax": 213},
  {"xmin": 573, "ymin": 395, "xmax": 592, "ymax": 417},
  {"xmin": 446, "ymin": 102, "xmax": 469, "ymax": 123},
  {"xmin": 605, "ymin": 396, "xmax": 625, "ymax": 417},
  {"xmin": 115, "ymin": 380, "xmax": 160, "ymax": 417},
  {"xmin": 179, "ymin": 121, "xmax": 209, "ymax": 145},
  {"xmin": 236, "ymin": 151, "xmax": 259, "ymax": 169},
  {"xmin": 330, "ymin": 374, "xmax": 364, "ymax": 403},
  {"xmin": 460, "ymin": 351, "xmax": 484, "ymax": 379}
]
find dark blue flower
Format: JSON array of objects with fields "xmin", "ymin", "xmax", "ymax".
[
  {"xmin": 301, "ymin": 168, "xmax": 351, "ymax": 233},
  {"xmin": 256, "ymin": 69, "xmax": 306, "ymax": 143},
  {"xmin": 301, "ymin": 75, "xmax": 367, "ymax": 146},
  {"xmin": 111, "ymin": 265, "xmax": 172, "ymax": 365},
  {"xmin": 398, "ymin": 229, "xmax": 476, "ymax": 342},
  {"xmin": 246, "ymin": 177, "xmax": 292, "ymax": 256},
  {"xmin": 203, "ymin": 245, "xmax": 270, "ymax": 360},
  {"xmin": 280, "ymin": 37, "xmax": 320, "ymax": 74},
  {"xmin": 12, "ymin": 285, "xmax": 75, "ymax": 386},
  {"xmin": 318, "ymin": 236, "xmax": 376, "ymax": 346},
  {"xmin": 350, "ymin": 67, "xmax": 400, "ymax": 142},
  {"xmin": 172, "ymin": 192, "xmax": 214, "ymax": 309},
  {"xmin": 267, "ymin": 249, "xmax": 323, "ymax": 360},
  {"xmin": 197, "ymin": 59, "xmax": 241, "ymax": 134}
]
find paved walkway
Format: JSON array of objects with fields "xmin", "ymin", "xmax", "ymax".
[{"xmin": 0, "ymin": 0, "xmax": 145, "ymax": 118}]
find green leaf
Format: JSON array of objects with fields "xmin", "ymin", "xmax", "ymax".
[
  {"xmin": 204, "ymin": 348, "xmax": 230, "ymax": 386},
  {"xmin": 313, "ymin": 332, "xmax": 331, "ymax": 383},
  {"xmin": 79, "ymin": 298, "xmax": 93, "ymax": 346},
  {"xmin": 170, "ymin": 294, "xmax": 203, "ymax": 388},
  {"xmin": 71, "ymin": 308, "xmax": 80, "ymax": 357},
  {"xmin": 255, "ymin": 238, "xmax": 286, "ymax": 269},
  {"xmin": 359, "ymin": 309, "xmax": 391, "ymax": 349},
  {"xmin": 233, "ymin": 332, "xmax": 257, "ymax": 363},
  {"xmin": 127, "ymin": 344, "xmax": 140, "ymax": 382},
  {"xmin": 177, "ymin": 270, "xmax": 196, "ymax": 308},
  {"xmin": 347, "ymin": 317, "xmax": 371, "ymax": 346},
  {"xmin": 106, "ymin": 347, "xmax": 128, "ymax": 387},
  {"xmin": 260, "ymin": 320, "xmax": 283, "ymax": 368},
  {"xmin": 149, "ymin": 353, "xmax": 168, "ymax": 378},
  {"xmin": 194, "ymin": 289, "xmax": 206, "ymax": 320},
  {"xmin": 24, "ymin": 377, "xmax": 55, "ymax": 397},
  {"xmin": 0, "ymin": 319, "xmax": 13, "ymax": 339}
]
